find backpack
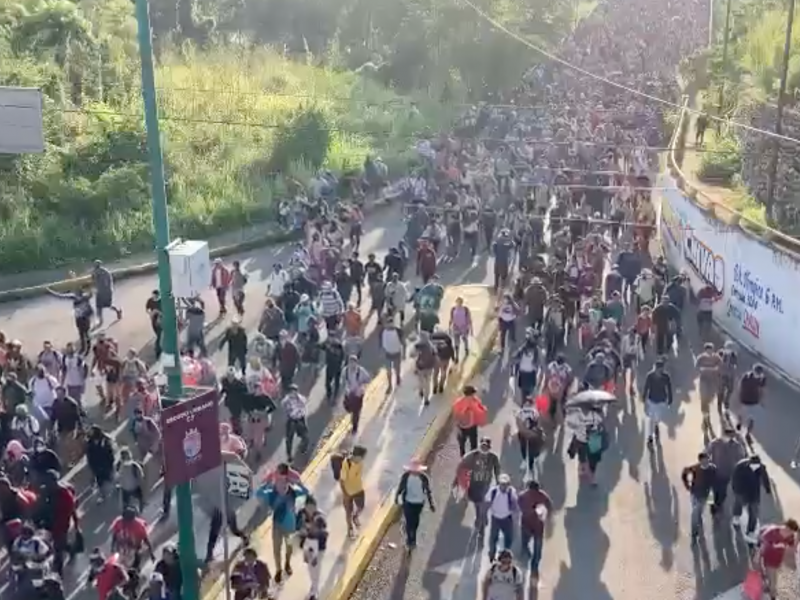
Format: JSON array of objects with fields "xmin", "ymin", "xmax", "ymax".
[
  {"xmin": 489, "ymin": 562, "xmax": 522, "ymax": 584},
  {"xmin": 330, "ymin": 453, "xmax": 346, "ymax": 481},
  {"xmin": 415, "ymin": 342, "xmax": 437, "ymax": 370}
]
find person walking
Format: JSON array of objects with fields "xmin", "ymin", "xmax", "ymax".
[
  {"xmin": 449, "ymin": 296, "xmax": 473, "ymax": 363},
  {"xmin": 395, "ymin": 458, "xmax": 435, "ymax": 551},
  {"xmin": 210, "ymin": 258, "xmax": 231, "ymax": 316},
  {"xmin": 731, "ymin": 454, "xmax": 772, "ymax": 541},
  {"xmin": 380, "ymin": 315, "xmax": 405, "ymax": 392},
  {"xmin": 91, "ymin": 260, "xmax": 123, "ymax": 326},
  {"xmin": 480, "ymin": 549, "xmax": 524, "ymax": 600},
  {"xmin": 221, "ymin": 319, "xmax": 248, "ymax": 372},
  {"xmin": 322, "ymin": 334, "xmax": 345, "ymax": 403},
  {"xmin": 343, "ymin": 354, "xmax": 371, "ymax": 434},
  {"xmin": 642, "ymin": 357, "xmax": 673, "ymax": 449},
  {"xmin": 430, "ymin": 326, "xmax": 455, "ymax": 394},
  {"xmin": 681, "ymin": 451, "xmax": 717, "ymax": 543},
  {"xmin": 452, "ymin": 386, "xmax": 488, "ymax": 456},
  {"xmin": 413, "ymin": 330, "xmax": 438, "ymax": 406},
  {"xmin": 516, "ymin": 399, "xmax": 544, "ymax": 480},
  {"xmin": 485, "ymin": 474, "xmax": 518, "ymax": 562},
  {"xmin": 339, "ymin": 445, "xmax": 367, "ymax": 539},
  {"xmin": 517, "ymin": 479, "xmax": 552, "ymax": 583},
  {"xmin": 454, "ymin": 437, "xmax": 501, "ymax": 533},
  {"xmin": 281, "ymin": 384, "xmax": 309, "ymax": 462},
  {"xmin": 706, "ymin": 427, "xmax": 747, "ymax": 517}
]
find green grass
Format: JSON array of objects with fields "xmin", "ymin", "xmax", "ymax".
[{"xmin": 0, "ymin": 47, "xmax": 448, "ymax": 273}]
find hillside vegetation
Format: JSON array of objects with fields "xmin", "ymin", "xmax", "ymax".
[{"xmin": 0, "ymin": 0, "xmax": 585, "ymax": 274}]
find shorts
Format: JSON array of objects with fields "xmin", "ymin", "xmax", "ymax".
[{"xmin": 622, "ymin": 354, "xmax": 636, "ymax": 369}]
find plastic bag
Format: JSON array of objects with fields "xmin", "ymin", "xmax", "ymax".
[
  {"xmin": 534, "ymin": 394, "xmax": 550, "ymax": 414},
  {"xmin": 742, "ymin": 569, "xmax": 763, "ymax": 600}
]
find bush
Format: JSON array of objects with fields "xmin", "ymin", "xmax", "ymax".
[
  {"xmin": 268, "ymin": 107, "xmax": 331, "ymax": 174},
  {"xmin": 0, "ymin": 43, "xmax": 446, "ymax": 274},
  {"xmin": 698, "ymin": 134, "xmax": 742, "ymax": 183}
]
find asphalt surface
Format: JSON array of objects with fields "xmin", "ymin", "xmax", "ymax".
[
  {"xmin": 350, "ymin": 258, "xmax": 800, "ymax": 600},
  {"xmin": 0, "ymin": 204, "xmax": 508, "ymax": 600}
]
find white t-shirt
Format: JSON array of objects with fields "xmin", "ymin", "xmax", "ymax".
[
  {"xmin": 30, "ymin": 375, "xmax": 57, "ymax": 410},
  {"xmin": 381, "ymin": 328, "xmax": 403, "ymax": 355},
  {"xmin": 62, "ymin": 355, "xmax": 86, "ymax": 387}
]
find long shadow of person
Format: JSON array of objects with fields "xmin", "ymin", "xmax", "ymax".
[
  {"xmin": 549, "ymin": 493, "xmax": 613, "ymax": 600},
  {"xmin": 643, "ymin": 442, "xmax": 679, "ymax": 571}
]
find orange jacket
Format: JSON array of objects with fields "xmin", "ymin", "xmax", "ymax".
[{"xmin": 452, "ymin": 395, "xmax": 487, "ymax": 429}]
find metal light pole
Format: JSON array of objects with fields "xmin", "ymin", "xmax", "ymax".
[
  {"xmin": 717, "ymin": 0, "xmax": 733, "ymax": 116},
  {"xmin": 766, "ymin": 0, "xmax": 796, "ymax": 221},
  {"xmin": 134, "ymin": 1, "xmax": 200, "ymax": 599}
]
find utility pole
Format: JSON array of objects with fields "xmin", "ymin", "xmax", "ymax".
[
  {"xmin": 766, "ymin": 0, "xmax": 796, "ymax": 221},
  {"xmin": 717, "ymin": 0, "xmax": 733, "ymax": 117},
  {"xmin": 134, "ymin": 1, "xmax": 199, "ymax": 600}
]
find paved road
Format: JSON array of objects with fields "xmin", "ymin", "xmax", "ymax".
[
  {"xmin": 351, "ymin": 280, "xmax": 800, "ymax": 600},
  {"xmin": 0, "ymin": 204, "xmax": 511, "ymax": 600}
]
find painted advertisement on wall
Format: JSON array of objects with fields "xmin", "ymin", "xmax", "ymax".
[{"xmin": 657, "ymin": 174, "xmax": 798, "ymax": 377}]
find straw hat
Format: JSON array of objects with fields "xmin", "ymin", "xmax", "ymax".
[{"xmin": 404, "ymin": 458, "xmax": 427, "ymax": 473}]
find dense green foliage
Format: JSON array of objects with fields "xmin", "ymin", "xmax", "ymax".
[
  {"xmin": 698, "ymin": 132, "xmax": 742, "ymax": 183},
  {"xmin": 0, "ymin": 0, "xmax": 586, "ymax": 274},
  {"xmin": 708, "ymin": 0, "xmax": 799, "ymax": 114}
]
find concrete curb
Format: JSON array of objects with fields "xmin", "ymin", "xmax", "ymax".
[
  {"xmin": 0, "ymin": 230, "xmax": 300, "ymax": 305},
  {"xmin": 325, "ymin": 302, "xmax": 499, "ymax": 600},
  {"xmin": 0, "ymin": 199, "xmax": 392, "ymax": 305}
]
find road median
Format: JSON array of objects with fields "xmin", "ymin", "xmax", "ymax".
[{"xmin": 200, "ymin": 284, "xmax": 498, "ymax": 600}]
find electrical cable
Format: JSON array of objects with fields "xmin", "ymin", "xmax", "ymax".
[{"xmin": 456, "ymin": 0, "xmax": 800, "ymax": 145}]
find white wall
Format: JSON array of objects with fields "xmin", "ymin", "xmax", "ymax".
[{"xmin": 656, "ymin": 173, "xmax": 800, "ymax": 379}]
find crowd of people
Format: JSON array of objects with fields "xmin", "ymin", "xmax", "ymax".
[{"xmin": 2, "ymin": 0, "xmax": 799, "ymax": 597}]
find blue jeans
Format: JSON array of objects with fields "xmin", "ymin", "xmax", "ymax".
[
  {"xmin": 488, "ymin": 516, "xmax": 514, "ymax": 559},
  {"xmin": 690, "ymin": 495, "xmax": 707, "ymax": 537},
  {"xmin": 521, "ymin": 529, "xmax": 544, "ymax": 574}
]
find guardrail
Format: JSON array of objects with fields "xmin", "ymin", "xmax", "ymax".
[{"xmin": 667, "ymin": 97, "xmax": 800, "ymax": 255}]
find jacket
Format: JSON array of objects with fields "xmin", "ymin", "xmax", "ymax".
[{"xmin": 731, "ymin": 458, "xmax": 772, "ymax": 502}]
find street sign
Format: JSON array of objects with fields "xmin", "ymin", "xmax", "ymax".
[
  {"xmin": 0, "ymin": 87, "xmax": 44, "ymax": 154},
  {"xmin": 160, "ymin": 388, "xmax": 222, "ymax": 486},
  {"xmin": 225, "ymin": 461, "xmax": 253, "ymax": 500}
]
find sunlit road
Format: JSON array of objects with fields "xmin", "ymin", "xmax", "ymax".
[
  {"xmin": 352, "ymin": 279, "xmax": 800, "ymax": 600},
  {"xmin": 0, "ymin": 203, "xmax": 513, "ymax": 600}
]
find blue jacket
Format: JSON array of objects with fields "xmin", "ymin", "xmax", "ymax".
[{"xmin": 256, "ymin": 482, "xmax": 309, "ymax": 533}]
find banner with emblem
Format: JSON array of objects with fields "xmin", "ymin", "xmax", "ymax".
[{"xmin": 160, "ymin": 388, "xmax": 222, "ymax": 486}]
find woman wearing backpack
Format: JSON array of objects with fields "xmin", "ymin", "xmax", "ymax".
[{"xmin": 395, "ymin": 459, "xmax": 435, "ymax": 551}]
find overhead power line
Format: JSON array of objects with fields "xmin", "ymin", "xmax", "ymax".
[{"xmin": 455, "ymin": 0, "xmax": 800, "ymax": 146}]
